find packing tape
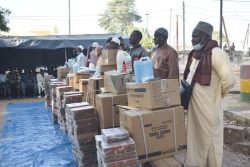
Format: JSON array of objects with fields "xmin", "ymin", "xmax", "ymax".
[
  {"xmin": 111, "ymin": 96, "xmax": 115, "ymax": 128},
  {"xmin": 86, "ymin": 89, "xmax": 100, "ymax": 102},
  {"xmin": 133, "ymin": 110, "xmax": 149, "ymax": 160},
  {"xmin": 172, "ymin": 108, "xmax": 177, "ymax": 153}
]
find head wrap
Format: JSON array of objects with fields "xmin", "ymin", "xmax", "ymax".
[
  {"xmin": 77, "ymin": 45, "xmax": 84, "ymax": 51},
  {"xmin": 92, "ymin": 42, "xmax": 99, "ymax": 48},
  {"xmin": 111, "ymin": 37, "xmax": 120, "ymax": 45},
  {"xmin": 155, "ymin": 27, "xmax": 168, "ymax": 37},
  {"xmin": 194, "ymin": 21, "xmax": 213, "ymax": 36}
]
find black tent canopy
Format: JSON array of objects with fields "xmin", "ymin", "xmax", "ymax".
[{"xmin": 0, "ymin": 33, "xmax": 124, "ymax": 70}]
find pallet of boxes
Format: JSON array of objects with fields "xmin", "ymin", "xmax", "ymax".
[
  {"xmin": 95, "ymin": 127, "xmax": 139, "ymax": 167},
  {"xmin": 65, "ymin": 102, "xmax": 99, "ymax": 167},
  {"xmin": 119, "ymin": 78, "xmax": 187, "ymax": 166},
  {"xmin": 95, "ymin": 70, "xmax": 131, "ymax": 129},
  {"xmin": 94, "ymin": 48, "xmax": 131, "ymax": 130}
]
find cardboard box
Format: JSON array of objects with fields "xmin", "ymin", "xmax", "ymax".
[
  {"xmin": 119, "ymin": 105, "xmax": 186, "ymax": 163},
  {"xmin": 104, "ymin": 71, "xmax": 126, "ymax": 94},
  {"xmin": 72, "ymin": 72, "xmax": 90, "ymax": 90},
  {"xmin": 87, "ymin": 77, "xmax": 104, "ymax": 107},
  {"xmin": 99, "ymin": 64, "xmax": 117, "ymax": 75},
  {"xmin": 126, "ymin": 79, "xmax": 180, "ymax": 110},
  {"xmin": 79, "ymin": 79, "xmax": 89, "ymax": 101},
  {"xmin": 101, "ymin": 49, "xmax": 118, "ymax": 65},
  {"xmin": 67, "ymin": 75, "xmax": 74, "ymax": 87},
  {"xmin": 96, "ymin": 93, "xmax": 128, "ymax": 129},
  {"xmin": 57, "ymin": 66, "xmax": 70, "ymax": 78}
]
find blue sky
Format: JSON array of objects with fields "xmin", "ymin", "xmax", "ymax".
[{"xmin": 1, "ymin": 0, "xmax": 250, "ymax": 50}]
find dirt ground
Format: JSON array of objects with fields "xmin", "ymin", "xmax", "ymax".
[{"xmin": 0, "ymin": 98, "xmax": 249, "ymax": 166}]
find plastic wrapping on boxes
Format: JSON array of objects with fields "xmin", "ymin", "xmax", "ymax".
[
  {"xmin": 101, "ymin": 127, "xmax": 129, "ymax": 144},
  {"xmin": 44, "ymin": 75, "xmax": 55, "ymax": 107},
  {"xmin": 96, "ymin": 128, "xmax": 138, "ymax": 167},
  {"xmin": 67, "ymin": 105, "xmax": 99, "ymax": 167}
]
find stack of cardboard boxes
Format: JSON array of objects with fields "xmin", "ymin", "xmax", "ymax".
[
  {"xmin": 57, "ymin": 66, "xmax": 70, "ymax": 80},
  {"xmin": 66, "ymin": 104, "xmax": 99, "ymax": 167},
  {"xmin": 96, "ymin": 71, "xmax": 130, "ymax": 129},
  {"xmin": 49, "ymin": 81, "xmax": 66, "ymax": 123},
  {"xmin": 95, "ymin": 128, "xmax": 139, "ymax": 167},
  {"xmin": 55, "ymin": 86, "xmax": 73, "ymax": 131},
  {"xmin": 86, "ymin": 77, "xmax": 104, "ymax": 108},
  {"xmin": 99, "ymin": 49, "xmax": 118, "ymax": 76},
  {"xmin": 44, "ymin": 76, "xmax": 55, "ymax": 107},
  {"xmin": 119, "ymin": 79, "xmax": 187, "ymax": 164},
  {"xmin": 78, "ymin": 79, "xmax": 89, "ymax": 101}
]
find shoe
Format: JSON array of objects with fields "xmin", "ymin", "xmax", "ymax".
[
  {"xmin": 8, "ymin": 96, "xmax": 12, "ymax": 100},
  {"xmin": 38, "ymin": 95, "xmax": 41, "ymax": 98}
]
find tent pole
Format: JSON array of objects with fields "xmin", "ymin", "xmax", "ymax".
[{"xmin": 65, "ymin": 48, "xmax": 67, "ymax": 63}]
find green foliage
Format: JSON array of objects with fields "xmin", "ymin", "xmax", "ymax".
[
  {"xmin": 127, "ymin": 26, "xmax": 154, "ymax": 50},
  {"xmin": 212, "ymin": 31, "xmax": 227, "ymax": 43},
  {"xmin": 0, "ymin": 7, "xmax": 11, "ymax": 32},
  {"xmin": 98, "ymin": 0, "xmax": 142, "ymax": 35}
]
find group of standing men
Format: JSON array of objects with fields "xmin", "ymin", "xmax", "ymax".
[
  {"xmin": 0, "ymin": 67, "xmax": 48, "ymax": 99},
  {"xmin": 101, "ymin": 21, "xmax": 234, "ymax": 167},
  {"xmin": 71, "ymin": 21, "xmax": 235, "ymax": 167},
  {"xmin": 151, "ymin": 22, "xmax": 235, "ymax": 167}
]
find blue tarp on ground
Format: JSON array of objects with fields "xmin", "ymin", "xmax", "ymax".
[{"xmin": 0, "ymin": 101, "xmax": 77, "ymax": 167}]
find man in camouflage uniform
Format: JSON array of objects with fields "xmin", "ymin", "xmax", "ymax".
[{"xmin": 6, "ymin": 68, "xmax": 21, "ymax": 99}]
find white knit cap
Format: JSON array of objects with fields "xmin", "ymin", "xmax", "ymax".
[
  {"xmin": 111, "ymin": 37, "xmax": 120, "ymax": 45},
  {"xmin": 92, "ymin": 42, "xmax": 99, "ymax": 48},
  {"xmin": 77, "ymin": 45, "xmax": 84, "ymax": 51}
]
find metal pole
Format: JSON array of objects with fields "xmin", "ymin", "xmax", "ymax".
[
  {"xmin": 146, "ymin": 14, "xmax": 149, "ymax": 30},
  {"xmin": 176, "ymin": 15, "xmax": 179, "ymax": 51},
  {"xmin": 219, "ymin": 0, "xmax": 223, "ymax": 48},
  {"xmin": 68, "ymin": 0, "xmax": 71, "ymax": 35},
  {"xmin": 170, "ymin": 8, "xmax": 172, "ymax": 45},
  {"xmin": 183, "ymin": 1, "xmax": 185, "ymax": 52},
  {"xmin": 243, "ymin": 24, "xmax": 249, "ymax": 50},
  {"xmin": 222, "ymin": 16, "xmax": 229, "ymax": 47}
]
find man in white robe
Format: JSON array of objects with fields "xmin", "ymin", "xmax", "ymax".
[
  {"xmin": 36, "ymin": 67, "xmax": 48, "ymax": 97},
  {"xmin": 75, "ymin": 45, "xmax": 87, "ymax": 67},
  {"xmin": 184, "ymin": 21, "xmax": 235, "ymax": 167}
]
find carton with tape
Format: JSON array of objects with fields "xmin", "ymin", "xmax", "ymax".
[
  {"xmin": 119, "ymin": 105, "xmax": 187, "ymax": 163},
  {"xmin": 126, "ymin": 79, "xmax": 180, "ymax": 110}
]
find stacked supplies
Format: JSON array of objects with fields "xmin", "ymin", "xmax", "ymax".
[
  {"xmin": 67, "ymin": 105, "xmax": 98, "ymax": 167},
  {"xmin": 44, "ymin": 75, "xmax": 55, "ymax": 107},
  {"xmin": 50, "ymin": 81, "xmax": 66, "ymax": 123},
  {"xmin": 96, "ymin": 128, "xmax": 138, "ymax": 167},
  {"xmin": 65, "ymin": 102, "xmax": 90, "ymax": 136},
  {"xmin": 55, "ymin": 86, "xmax": 73, "ymax": 131},
  {"xmin": 59, "ymin": 91, "xmax": 83, "ymax": 132}
]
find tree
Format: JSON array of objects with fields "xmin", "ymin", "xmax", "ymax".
[
  {"xmin": 212, "ymin": 31, "xmax": 227, "ymax": 43},
  {"xmin": 98, "ymin": 0, "xmax": 142, "ymax": 35},
  {"xmin": 127, "ymin": 26, "xmax": 154, "ymax": 50},
  {"xmin": 0, "ymin": 7, "xmax": 11, "ymax": 32}
]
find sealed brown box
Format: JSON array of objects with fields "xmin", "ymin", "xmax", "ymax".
[
  {"xmin": 119, "ymin": 105, "xmax": 187, "ymax": 163},
  {"xmin": 67, "ymin": 75, "xmax": 74, "ymax": 87},
  {"xmin": 73, "ymin": 72, "xmax": 90, "ymax": 90},
  {"xmin": 101, "ymin": 49, "xmax": 118, "ymax": 65},
  {"xmin": 57, "ymin": 66, "xmax": 70, "ymax": 79},
  {"xmin": 96, "ymin": 93, "xmax": 127, "ymax": 129},
  {"xmin": 79, "ymin": 79, "xmax": 89, "ymax": 101},
  {"xmin": 99, "ymin": 64, "xmax": 117, "ymax": 75},
  {"xmin": 104, "ymin": 71, "xmax": 126, "ymax": 94},
  {"xmin": 126, "ymin": 79, "xmax": 180, "ymax": 110},
  {"xmin": 87, "ymin": 77, "xmax": 104, "ymax": 107}
]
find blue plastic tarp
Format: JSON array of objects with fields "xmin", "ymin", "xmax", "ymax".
[{"xmin": 0, "ymin": 101, "xmax": 77, "ymax": 167}]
